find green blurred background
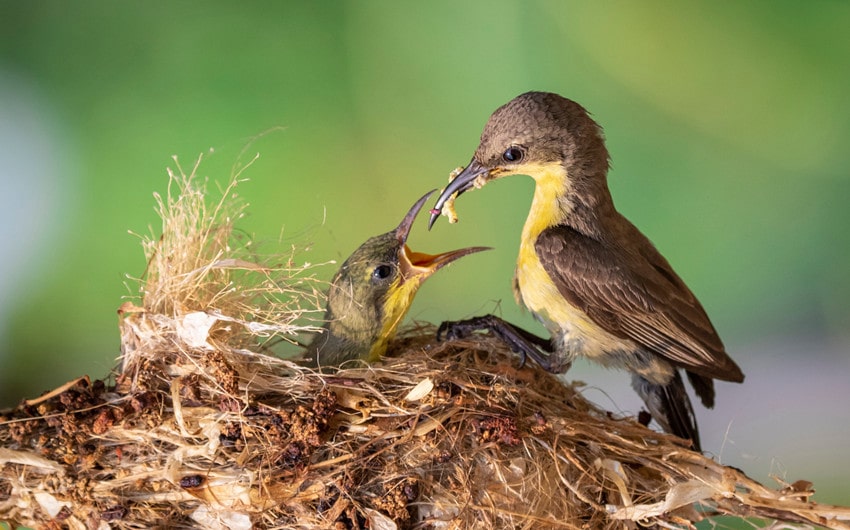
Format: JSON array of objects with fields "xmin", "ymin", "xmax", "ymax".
[{"xmin": 1, "ymin": 0, "xmax": 848, "ymax": 514}]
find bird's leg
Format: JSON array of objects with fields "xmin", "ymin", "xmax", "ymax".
[
  {"xmin": 437, "ymin": 315, "xmax": 568, "ymax": 373},
  {"xmin": 631, "ymin": 371, "xmax": 701, "ymax": 451}
]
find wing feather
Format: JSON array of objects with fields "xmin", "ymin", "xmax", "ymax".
[{"xmin": 535, "ymin": 225, "xmax": 744, "ymax": 382}]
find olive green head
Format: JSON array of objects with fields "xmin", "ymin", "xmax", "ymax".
[{"xmin": 305, "ymin": 190, "xmax": 489, "ymax": 367}]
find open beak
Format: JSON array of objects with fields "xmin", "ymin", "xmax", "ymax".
[
  {"xmin": 396, "ymin": 189, "xmax": 490, "ymax": 284},
  {"xmin": 427, "ymin": 158, "xmax": 490, "ymax": 229}
]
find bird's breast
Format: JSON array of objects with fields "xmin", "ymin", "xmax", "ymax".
[
  {"xmin": 514, "ymin": 242, "xmax": 639, "ymax": 362},
  {"xmin": 514, "ymin": 162, "xmax": 587, "ymax": 338},
  {"xmin": 515, "ymin": 240, "xmax": 585, "ymax": 337},
  {"xmin": 513, "ymin": 163, "xmax": 637, "ymax": 360}
]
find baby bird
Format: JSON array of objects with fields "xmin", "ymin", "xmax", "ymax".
[{"xmin": 305, "ymin": 190, "xmax": 489, "ymax": 367}]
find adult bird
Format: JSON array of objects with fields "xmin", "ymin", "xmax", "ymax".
[
  {"xmin": 428, "ymin": 92, "xmax": 743, "ymax": 450},
  {"xmin": 304, "ymin": 190, "xmax": 489, "ymax": 368}
]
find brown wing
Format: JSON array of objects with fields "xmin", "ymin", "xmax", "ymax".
[{"xmin": 535, "ymin": 225, "xmax": 744, "ymax": 383}]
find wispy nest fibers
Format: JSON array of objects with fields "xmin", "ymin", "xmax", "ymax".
[{"xmin": 2, "ymin": 156, "xmax": 849, "ymax": 530}]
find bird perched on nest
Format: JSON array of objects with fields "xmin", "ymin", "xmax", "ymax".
[
  {"xmin": 304, "ymin": 190, "xmax": 489, "ymax": 368},
  {"xmin": 428, "ymin": 91, "xmax": 744, "ymax": 451}
]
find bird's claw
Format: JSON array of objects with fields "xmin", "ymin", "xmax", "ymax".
[
  {"xmin": 436, "ymin": 315, "xmax": 567, "ymax": 373},
  {"xmin": 436, "ymin": 319, "xmax": 474, "ymax": 342},
  {"xmin": 515, "ymin": 349, "xmax": 527, "ymax": 369}
]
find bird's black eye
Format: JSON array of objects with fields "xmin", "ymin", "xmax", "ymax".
[
  {"xmin": 372, "ymin": 264, "xmax": 392, "ymax": 281},
  {"xmin": 502, "ymin": 146, "xmax": 524, "ymax": 163}
]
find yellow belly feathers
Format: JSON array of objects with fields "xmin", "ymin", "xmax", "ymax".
[{"xmin": 513, "ymin": 163, "xmax": 634, "ymax": 361}]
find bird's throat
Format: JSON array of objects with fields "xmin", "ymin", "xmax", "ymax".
[
  {"xmin": 368, "ymin": 279, "xmax": 419, "ymax": 361},
  {"xmin": 519, "ymin": 162, "xmax": 573, "ymax": 243},
  {"xmin": 514, "ymin": 162, "xmax": 574, "ymax": 333}
]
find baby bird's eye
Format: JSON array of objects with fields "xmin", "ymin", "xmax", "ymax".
[{"xmin": 372, "ymin": 264, "xmax": 393, "ymax": 281}]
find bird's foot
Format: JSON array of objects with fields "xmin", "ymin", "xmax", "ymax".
[
  {"xmin": 436, "ymin": 315, "xmax": 568, "ymax": 373},
  {"xmin": 436, "ymin": 317, "xmax": 493, "ymax": 342}
]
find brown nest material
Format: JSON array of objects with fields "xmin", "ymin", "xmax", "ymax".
[{"xmin": 2, "ymin": 156, "xmax": 850, "ymax": 530}]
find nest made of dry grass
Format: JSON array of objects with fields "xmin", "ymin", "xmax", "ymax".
[{"xmin": 2, "ymin": 155, "xmax": 849, "ymax": 530}]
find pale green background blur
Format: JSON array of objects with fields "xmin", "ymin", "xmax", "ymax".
[{"xmin": 1, "ymin": 0, "xmax": 848, "ymax": 515}]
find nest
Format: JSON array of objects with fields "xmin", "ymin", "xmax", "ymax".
[{"xmin": 2, "ymin": 155, "xmax": 849, "ymax": 530}]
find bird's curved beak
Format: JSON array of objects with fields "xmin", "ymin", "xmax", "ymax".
[
  {"xmin": 395, "ymin": 189, "xmax": 490, "ymax": 285},
  {"xmin": 427, "ymin": 158, "xmax": 490, "ymax": 229}
]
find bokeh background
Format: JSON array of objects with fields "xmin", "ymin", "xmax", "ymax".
[{"xmin": 2, "ymin": 0, "xmax": 848, "ymax": 516}]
